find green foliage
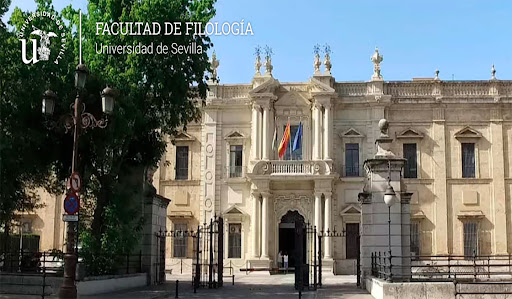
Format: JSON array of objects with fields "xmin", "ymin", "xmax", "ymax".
[{"xmin": 1, "ymin": 0, "xmax": 215, "ymax": 273}]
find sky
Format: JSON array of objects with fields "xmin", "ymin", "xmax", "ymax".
[{"xmin": 5, "ymin": 0, "xmax": 512, "ymax": 83}]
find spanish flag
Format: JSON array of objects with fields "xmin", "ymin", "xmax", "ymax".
[{"xmin": 278, "ymin": 121, "xmax": 291, "ymax": 159}]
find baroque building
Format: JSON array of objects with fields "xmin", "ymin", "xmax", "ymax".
[{"xmin": 157, "ymin": 48, "xmax": 512, "ymax": 274}]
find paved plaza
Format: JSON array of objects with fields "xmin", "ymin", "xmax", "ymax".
[
  {"xmin": 0, "ymin": 273, "xmax": 373, "ymax": 299},
  {"xmin": 77, "ymin": 273, "xmax": 372, "ymax": 299}
]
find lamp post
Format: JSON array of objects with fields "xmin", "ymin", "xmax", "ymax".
[
  {"xmin": 383, "ymin": 161, "xmax": 397, "ymax": 283},
  {"xmin": 43, "ymin": 64, "xmax": 115, "ymax": 299}
]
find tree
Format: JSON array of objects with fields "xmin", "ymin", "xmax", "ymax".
[
  {"xmin": 0, "ymin": 0, "xmax": 76, "ymax": 249},
  {"xmin": 2, "ymin": 0, "xmax": 215, "ymax": 273}
]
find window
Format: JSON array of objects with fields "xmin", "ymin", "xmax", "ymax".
[
  {"xmin": 175, "ymin": 146, "xmax": 189, "ymax": 180},
  {"xmin": 228, "ymin": 223, "xmax": 242, "ymax": 258},
  {"xmin": 345, "ymin": 143, "xmax": 359, "ymax": 177},
  {"xmin": 229, "ymin": 145, "xmax": 243, "ymax": 178},
  {"xmin": 403, "ymin": 143, "xmax": 418, "ymax": 178},
  {"xmin": 283, "ymin": 125, "xmax": 302, "ymax": 160},
  {"xmin": 462, "ymin": 143, "xmax": 475, "ymax": 178},
  {"xmin": 463, "ymin": 221, "xmax": 478, "ymax": 258},
  {"xmin": 345, "ymin": 223, "xmax": 359, "ymax": 259},
  {"xmin": 410, "ymin": 222, "xmax": 420, "ymax": 257},
  {"xmin": 173, "ymin": 223, "xmax": 187, "ymax": 258}
]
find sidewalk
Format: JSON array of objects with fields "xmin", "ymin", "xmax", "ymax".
[{"xmin": 0, "ymin": 274, "xmax": 373, "ymax": 299}]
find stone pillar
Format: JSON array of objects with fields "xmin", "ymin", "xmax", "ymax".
[
  {"xmin": 312, "ymin": 102, "xmax": 322, "ymax": 160},
  {"xmin": 432, "ymin": 107, "xmax": 448, "ymax": 254},
  {"xmin": 261, "ymin": 192, "xmax": 270, "ymax": 258},
  {"xmin": 490, "ymin": 108, "xmax": 507, "ymax": 254},
  {"xmin": 359, "ymin": 119, "xmax": 411, "ymax": 284},
  {"xmin": 251, "ymin": 191, "xmax": 260, "ymax": 258},
  {"xmin": 323, "ymin": 102, "xmax": 332, "ymax": 160},
  {"xmin": 314, "ymin": 192, "xmax": 323, "ymax": 233},
  {"xmin": 251, "ymin": 104, "xmax": 259, "ymax": 160},
  {"xmin": 262, "ymin": 105, "xmax": 270, "ymax": 160},
  {"xmin": 324, "ymin": 192, "xmax": 332, "ymax": 259},
  {"xmin": 257, "ymin": 105, "xmax": 262, "ymax": 159}
]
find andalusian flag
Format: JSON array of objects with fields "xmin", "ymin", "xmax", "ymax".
[{"xmin": 278, "ymin": 121, "xmax": 291, "ymax": 159}]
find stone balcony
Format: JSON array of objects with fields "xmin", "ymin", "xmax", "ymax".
[{"xmin": 248, "ymin": 160, "xmax": 334, "ymax": 179}]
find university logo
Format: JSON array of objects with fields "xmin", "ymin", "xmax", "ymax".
[{"xmin": 18, "ymin": 11, "xmax": 67, "ymax": 65}]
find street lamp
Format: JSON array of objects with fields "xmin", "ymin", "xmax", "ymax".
[
  {"xmin": 42, "ymin": 90, "xmax": 57, "ymax": 116},
  {"xmin": 74, "ymin": 64, "xmax": 88, "ymax": 89},
  {"xmin": 384, "ymin": 161, "xmax": 397, "ymax": 282},
  {"xmin": 43, "ymin": 63, "xmax": 114, "ymax": 299}
]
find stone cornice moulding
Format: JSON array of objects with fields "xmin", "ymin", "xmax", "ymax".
[
  {"xmin": 308, "ymin": 77, "xmax": 336, "ymax": 97},
  {"xmin": 340, "ymin": 204, "xmax": 362, "ymax": 216},
  {"xmin": 339, "ymin": 127, "xmax": 365, "ymax": 139},
  {"xmin": 172, "ymin": 131, "xmax": 196, "ymax": 142},
  {"xmin": 454, "ymin": 126, "xmax": 483, "ymax": 139},
  {"xmin": 395, "ymin": 128, "xmax": 424, "ymax": 139},
  {"xmin": 224, "ymin": 130, "xmax": 246, "ymax": 140},
  {"xmin": 249, "ymin": 77, "xmax": 280, "ymax": 100}
]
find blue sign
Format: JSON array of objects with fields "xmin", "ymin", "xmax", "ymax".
[{"xmin": 64, "ymin": 192, "xmax": 79, "ymax": 215}]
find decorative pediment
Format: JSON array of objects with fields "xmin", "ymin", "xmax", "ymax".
[
  {"xmin": 455, "ymin": 126, "xmax": 482, "ymax": 139},
  {"xmin": 274, "ymin": 90, "xmax": 310, "ymax": 107},
  {"xmin": 396, "ymin": 128, "xmax": 424, "ymax": 139},
  {"xmin": 340, "ymin": 204, "xmax": 361, "ymax": 216},
  {"xmin": 411, "ymin": 210, "xmax": 426, "ymax": 219},
  {"xmin": 222, "ymin": 205, "xmax": 248, "ymax": 219},
  {"xmin": 457, "ymin": 210, "xmax": 484, "ymax": 220},
  {"xmin": 308, "ymin": 77, "xmax": 336, "ymax": 95},
  {"xmin": 339, "ymin": 128, "xmax": 365, "ymax": 138},
  {"xmin": 173, "ymin": 131, "xmax": 195, "ymax": 142},
  {"xmin": 249, "ymin": 77, "xmax": 280, "ymax": 99},
  {"xmin": 224, "ymin": 131, "xmax": 245, "ymax": 140}
]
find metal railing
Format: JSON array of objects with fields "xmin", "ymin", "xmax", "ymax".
[{"xmin": 371, "ymin": 251, "xmax": 512, "ymax": 282}]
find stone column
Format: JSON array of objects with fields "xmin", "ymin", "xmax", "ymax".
[
  {"xmin": 251, "ymin": 191, "xmax": 260, "ymax": 258},
  {"xmin": 324, "ymin": 192, "xmax": 332, "ymax": 258},
  {"xmin": 490, "ymin": 108, "xmax": 507, "ymax": 254},
  {"xmin": 312, "ymin": 102, "xmax": 322, "ymax": 160},
  {"xmin": 323, "ymin": 102, "xmax": 332, "ymax": 160},
  {"xmin": 251, "ymin": 104, "xmax": 259, "ymax": 160},
  {"xmin": 261, "ymin": 192, "xmax": 270, "ymax": 258},
  {"xmin": 262, "ymin": 105, "xmax": 270, "ymax": 160},
  {"xmin": 314, "ymin": 191, "xmax": 323, "ymax": 234}
]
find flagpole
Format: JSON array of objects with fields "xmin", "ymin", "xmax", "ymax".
[{"xmin": 288, "ymin": 117, "xmax": 292, "ymax": 161}]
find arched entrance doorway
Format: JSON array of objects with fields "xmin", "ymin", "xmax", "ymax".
[{"xmin": 279, "ymin": 210, "xmax": 306, "ymax": 268}]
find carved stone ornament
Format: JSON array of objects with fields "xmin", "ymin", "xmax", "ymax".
[
  {"xmin": 274, "ymin": 194, "xmax": 312, "ymax": 223},
  {"xmin": 324, "ymin": 53, "xmax": 332, "ymax": 75},
  {"xmin": 314, "ymin": 53, "xmax": 321, "ymax": 75},
  {"xmin": 210, "ymin": 51, "xmax": 219, "ymax": 83},
  {"xmin": 370, "ymin": 47, "xmax": 383, "ymax": 80}
]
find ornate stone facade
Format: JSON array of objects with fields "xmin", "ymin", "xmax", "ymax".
[
  {"xmin": 156, "ymin": 48, "xmax": 512, "ymax": 274},
  {"xmin": 27, "ymin": 48, "xmax": 512, "ymax": 275}
]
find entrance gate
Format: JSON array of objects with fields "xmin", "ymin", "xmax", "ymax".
[
  {"xmin": 318, "ymin": 227, "xmax": 361, "ymax": 286},
  {"xmin": 157, "ymin": 217, "xmax": 224, "ymax": 291}
]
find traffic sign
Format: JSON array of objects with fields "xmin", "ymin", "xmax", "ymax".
[
  {"xmin": 63, "ymin": 214, "xmax": 79, "ymax": 222},
  {"xmin": 64, "ymin": 192, "xmax": 80, "ymax": 215},
  {"xmin": 69, "ymin": 172, "xmax": 82, "ymax": 193}
]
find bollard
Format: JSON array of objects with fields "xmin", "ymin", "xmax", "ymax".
[
  {"xmin": 232, "ymin": 275, "xmax": 235, "ymax": 285},
  {"xmin": 298, "ymin": 288, "xmax": 302, "ymax": 299},
  {"xmin": 175, "ymin": 280, "xmax": 179, "ymax": 298}
]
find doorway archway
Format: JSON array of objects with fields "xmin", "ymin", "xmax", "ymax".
[{"xmin": 279, "ymin": 210, "xmax": 306, "ymax": 268}]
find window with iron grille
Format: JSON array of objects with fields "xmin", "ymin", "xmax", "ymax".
[
  {"xmin": 345, "ymin": 223, "xmax": 359, "ymax": 259},
  {"xmin": 175, "ymin": 146, "xmax": 189, "ymax": 180},
  {"xmin": 410, "ymin": 222, "xmax": 420, "ymax": 257},
  {"xmin": 403, "ymin": 143, "xmax": 418, "ymax": 178},
  {"xmin": 345, "ymin": 143, "xmax": 359, "ymax": 177},
  {"xmin": 283, "ymin": 125, "xmax": 302, "ymax": 160},
  {"xmin": 228, "ymin": 223, "xmax": 242, "ymax": 258},
  {"xmin": 229, "ymin": 145, "xmax": 243, "ymax": 178},
  {"xmin": 173, "ymin": 223, "xmax": 187, "ymax": 258},
  {"xmin": 463, "ymin": 221, "xmax": 478, "ymax": 258},
  {"xmin": 462, "ymin": 143, "xmax": 475, "ymax": 178}
]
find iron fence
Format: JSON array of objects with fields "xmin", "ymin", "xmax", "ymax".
[
  {"xmin": 371, "ymin": 251, "xmax": 512, "ymax": 282},
  {"xmin": 157, "ymin": 216, "xmax": 224, "ymax": 292}
]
